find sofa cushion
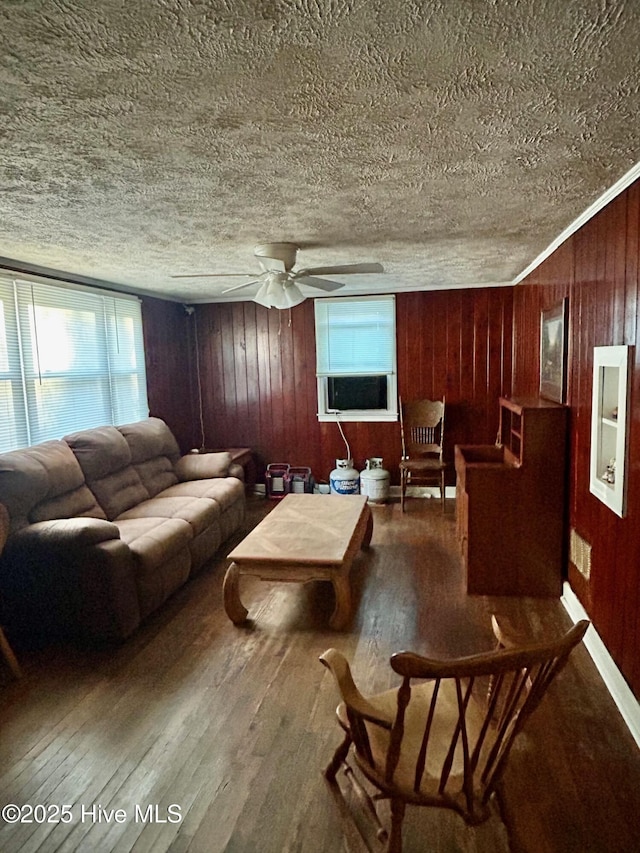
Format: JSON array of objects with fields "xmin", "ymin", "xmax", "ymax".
[
  {"xmin": 0, "ymin": 444, "xmax": 55, "ymax": 529},
  {"xmin": 110, "ymin": 516, "xmax": 192, "ymax": 619},
  {"xmin": 65, "ymin": 426, "xmax": 131, "ymax": 479},
  {"xmin": 117, "ymin": 496, "xmax": 220, "ymax": 537},
  {"xmin": 129, "ymin": 455, "xmax": 178, "ymax": 498},
  {"xmin": 118, "ymin": 418, "xmax": 181, "ymax": 496},
  {"xmin": 158, "ymin": 476, "xmax": 245, "ymax": 511},
  {"xmin": 30, "ymin": 486, "xmax": 108, "ymax": 524},
  {"xmin": 113, "ymin": 516, "xmax": 192, "ymax": 571},
  {"xmin": 118, "ymin": 417, "xmax": 181, "ymax": 463},
  {"xmin": 0, "ymin": 440, "xmax": 106, "ymax": 531},
  {"xmin": 64, "ymin": 426, "xmax": 150, "ymax": 520}
]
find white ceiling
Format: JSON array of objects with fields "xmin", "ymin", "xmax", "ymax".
[{"xmin": 1, "ymin": 0, "xmax": 639, "ymax": 304}]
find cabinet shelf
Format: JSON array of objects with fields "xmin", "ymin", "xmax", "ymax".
[
  {"xmin": 590, "ymin": 346, "xmax": 631, "ymax": 517},
  {"xmin": 455, "ymin": 396, "xmax": 567, "ymax": 597}
]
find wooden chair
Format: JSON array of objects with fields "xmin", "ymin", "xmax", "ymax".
[
  {"xmin": 320, "ymin": 618, "xmax": 589, "ymax": 852},
  {"xmin": 399, "ymin": 397, "xmax": 446, "ymax": 511},
  {"xmin": 0, "ymin": 503, "xmax": 22, "ymax": 680}
]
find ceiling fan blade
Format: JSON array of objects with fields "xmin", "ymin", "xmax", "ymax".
[
  {"xmin": 295, "ymin": 262, "xmax": 384, "ymax": 277},
  {"xmin": 295, "ymin": 276, "xmax": 345, "ymax": 292},
  {"xmin": 171, "ymin": 273, "xmax": 255, "ymax": 279},
  {"xmin": 258, "ymin": 258, "xmax": 287, "ymax": 273},
  {"xmin": 222, "ymin": 278, "xmax": 263, "ymax": 293}
]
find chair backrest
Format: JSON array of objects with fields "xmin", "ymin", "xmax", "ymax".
[
  {"xmin": 400, "ymin": 398, "xmax": 445, "ymax": 460},
  {"xmin": 322, "ymin": 618, "xmax": 589, "ymax": 824}
]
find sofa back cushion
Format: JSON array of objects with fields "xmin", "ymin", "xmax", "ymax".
[
  {"xmin": 117, "ymin": 418, "xmax": 180, "ymax": 497},
  {"xmin": 64, "ymin": 426, "xmax": 149, "ymax": 520},
  {"xmin": 0, "ymin": 440, "xmax": 106, "ymax": 532}
]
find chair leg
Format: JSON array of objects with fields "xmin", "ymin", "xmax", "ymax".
[
  {"xmin": 440, "ymin": 471, "xmax": 446, "ymax": 512},
  {"xmin": 387, "ymin": 798, "xmax": 406, "ymax": 853},
  {"xmin": 400, "ymin": 469, "xmax": 406, "ymax": 512},
  {"xmin": 0, "ymin": 627, "xmax": 21, "ymax": 679},
  {"xmin": 324, "ymin": 730, "xmax": 352, "ymax": 782},
  {"xmin": 343, "ymin": 762, "xmax": 388, "ymax": 843}
]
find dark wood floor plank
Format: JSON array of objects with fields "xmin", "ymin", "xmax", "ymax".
[{"xmin": 1, "ymin": 496, "xmax": 639, "ymax": 852}]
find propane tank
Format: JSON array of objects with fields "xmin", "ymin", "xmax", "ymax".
[
  {"xmin": 360, "ymin": 457, "xmax": 390, "ymax": 504},
  {"xmin": 330, "ymin": 458, "xmax": 360, "ymax": 495}
]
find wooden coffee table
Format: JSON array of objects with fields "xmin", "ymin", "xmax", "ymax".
[{"xmin": 223, "ymin": 494, "xmax": 373, "ymax": 630}]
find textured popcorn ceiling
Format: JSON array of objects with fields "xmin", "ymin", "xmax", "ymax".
[{"xmin": 1, "ymin": 0, "xmax": 639, "ymax": 303}]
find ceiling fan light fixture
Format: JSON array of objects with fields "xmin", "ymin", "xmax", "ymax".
[
  {"xmin": 253, "ymin": 276, "xmax": 306, "ymax": 309},
  {"xmin": 253, "ymin": 281, "xmax": 274, "ymax": 308},
  {"xmin": 254, "ymin": 242, "xmax": 298, "ymax": 272},
  {"xmin": 214, "ymin": 242, "xmax": 383, "ymax": 304},
  {"xmin": 283, "ymin": 282, "xmax": 306, "ymax": 308}
]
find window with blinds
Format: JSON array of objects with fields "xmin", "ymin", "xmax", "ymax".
[
  {"xmin": 314, "ymin": 295, "xmax": 397, "ymax": 422},
  {"xmin": 0, "ymin": 277, "xmax": 149, "ymax": 452}
]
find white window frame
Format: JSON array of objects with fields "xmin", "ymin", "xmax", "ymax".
[
  {"xmin": 314, "ymin": 294, "xmax": 398, "ymax": 423},
  {"xmin": 0, "ymin": 273, "xmax": 149, "ymax": 452}
]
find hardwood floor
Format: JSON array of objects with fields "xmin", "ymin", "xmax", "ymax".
[{"xmin": 1, "ymin": 496, "xmax": 639, "ymax": 853}]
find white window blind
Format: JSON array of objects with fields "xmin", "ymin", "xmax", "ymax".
[
  {"xmin": 0, "ymin": 278, "xmax": 149, "ymax": 452},
  {"xmin": 314, "ymin": 295, "xmax": 397, "ymax": 422},
  {"xmin": 315, "ymin": 295, "xmax": 396, "ymax": 377},
  {"xmin": 0, "ymin": 278, "xmax": 27, "ymax": 451}
]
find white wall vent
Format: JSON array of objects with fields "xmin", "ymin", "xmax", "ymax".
[{"xmin": 570, "ymin": 529, "xmax": 592, "ymax": 580}]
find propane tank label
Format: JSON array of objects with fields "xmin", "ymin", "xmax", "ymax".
[
  {"xmin": 363, "ymin": 481, "xmax": 389, "ymax": 502},
  {"xmin": 330, "ymin": 477, "xmax": 360, "ymax": 494}
]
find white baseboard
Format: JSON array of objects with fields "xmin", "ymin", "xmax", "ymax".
[
  {"xmin": 254, "ymin": 484, "xmax": 456, "ymax": 499},
  {"xmin": 562, "ymin": 582, "xmax": 640, "ymax": 749},
  {"xmin": 389, "ymin": 485, "xmax": 456, "ymax": 499}
]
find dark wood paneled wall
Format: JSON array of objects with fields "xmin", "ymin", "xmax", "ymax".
[
  {"xmin": 141, "ymin": 184, "xmax": 639, "ymax": 703},
  {"xmin": 514, "ymin": 181, "xmax": 640, "ymax": 698},
  {"xmin": 179, "ymin": 288, "xmax": 513, "ymax": 487},
  {"xmin": 141, "ymin": 296, "xmax": 195, "ymax": 453}
]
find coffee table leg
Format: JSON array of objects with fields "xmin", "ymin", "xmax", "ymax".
[
  {"xmin": 362, "ymin": 505, "xmax": 373, "ymax": 548},
  {"xmin": 223, "ymin": 561, "xmax": 249, "ymax": 624},
  {"xmin": 329, "ymin": 571, "xmax": 352, "ymax": 630}
]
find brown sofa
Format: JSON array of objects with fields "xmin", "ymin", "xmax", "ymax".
[{"xmin": 0, "ymin": 418, "xmax": 245, "ymax": 643}]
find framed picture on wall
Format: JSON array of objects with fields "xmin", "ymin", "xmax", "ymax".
[{"xmin": 539, "ymin": 299, "xmax": 568, "ymax": 403}]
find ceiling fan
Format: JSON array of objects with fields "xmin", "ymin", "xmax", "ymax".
[{"xmin": 171, "ymin": 242, "xmax": 384, "ymax": 308}]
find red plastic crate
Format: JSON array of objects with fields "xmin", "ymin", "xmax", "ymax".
[
  {"xmin": 265, "ymin": 463, "xmax": 289, "ymax": 499},
  {"xmin": 285, "ymin": 466, "xmax": 313, "ymax": 494}
]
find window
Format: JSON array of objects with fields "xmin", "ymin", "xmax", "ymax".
[
  {"xmin": 0, "ymin": 276, "xmax": 149, "ymax": 452},
  {"xmin": 314, "ymin": 295, "xmax": 397, "ymax": 422}
]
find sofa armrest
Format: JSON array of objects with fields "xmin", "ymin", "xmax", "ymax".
[
  {"xmin": 1, "ymin": 518, "xmax": 139, "ymax": 643},
  {"xmin": 228, "ymin": 462, "xmax": 245, "ymax": 481},
  {"xmin": 174, "ymin": 452, "xmax": 233, "ymax": 481},
  {"xmin": 0, "ymin": 503, "xmax": 9, "ymax": 553},
  {"xmin": 11, "ymin": 517, "xmax": 121, "ymax": 548}
]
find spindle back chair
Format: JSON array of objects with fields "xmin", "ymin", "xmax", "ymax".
[{"xmin": 320, "ymin": 618, "xmax": 589, "ymax": 852}]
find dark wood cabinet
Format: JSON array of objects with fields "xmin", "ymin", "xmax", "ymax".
[{"xmin": 455, "ymin": 397, "xmax": 567, "ymax": 597}]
